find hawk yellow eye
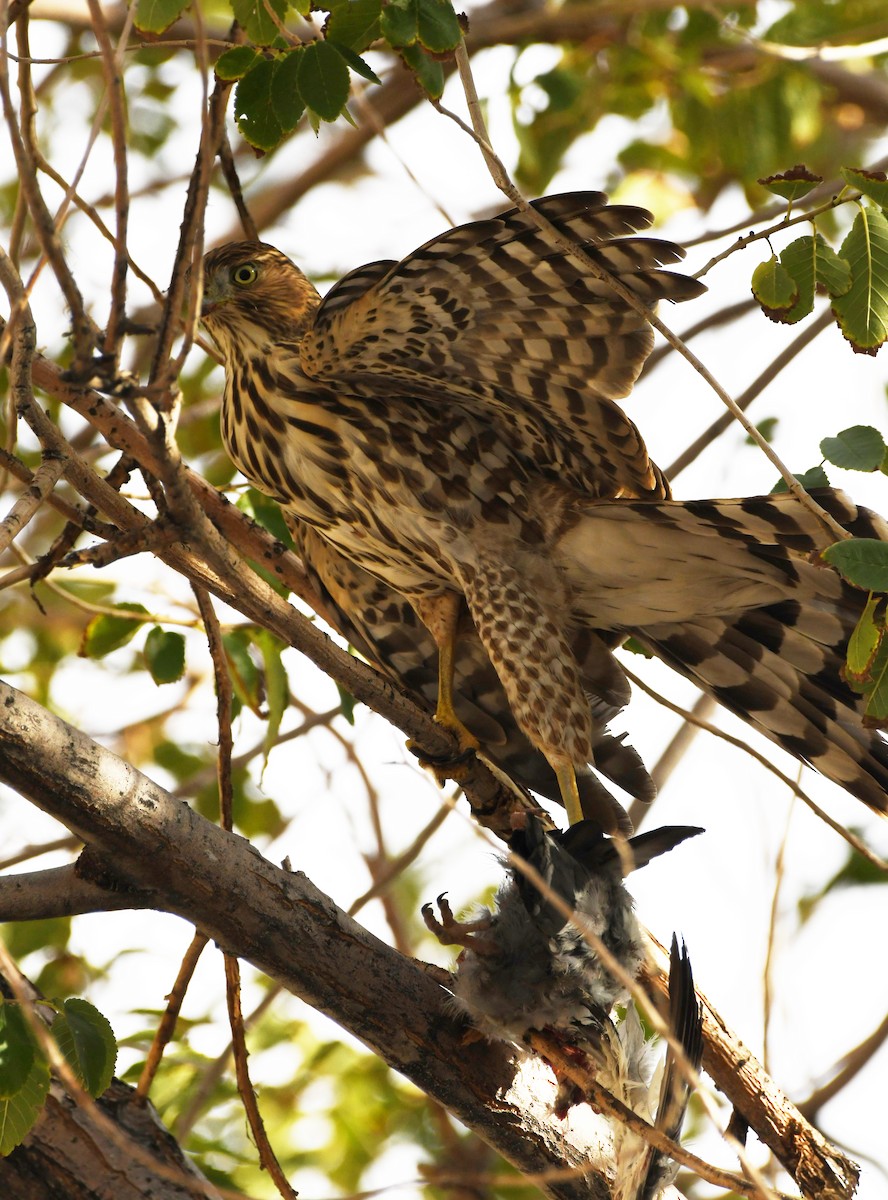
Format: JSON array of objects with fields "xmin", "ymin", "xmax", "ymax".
[{"xmin": 231, "ymin": 263, "xmax": 258, "ymax": 287}]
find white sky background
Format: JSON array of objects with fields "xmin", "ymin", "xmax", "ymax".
[{"xmin": 3, "ymin": 14, "xmax": 888, "ymax": 1200}]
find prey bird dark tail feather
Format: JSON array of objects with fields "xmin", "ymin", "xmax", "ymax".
[{"xmin": 613, "ymin": 936, "xmax": 703, "ymax": 1200}]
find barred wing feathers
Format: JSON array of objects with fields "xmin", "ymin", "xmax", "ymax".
[{"xmin": 301, "ymin": 193, "xmax": 704, "ymax": 500}]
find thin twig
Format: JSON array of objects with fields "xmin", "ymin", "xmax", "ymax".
[{"xmin": 136, "ymin": 931, "xmax": 210, "ymax": 1098}]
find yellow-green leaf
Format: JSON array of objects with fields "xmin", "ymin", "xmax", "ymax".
[
  {"xmin": 80, "ymin": 603, "xmax": 149, "ymax": 659},
  {"xmin": 841, "ymin": 167, "xmax": 888, "ymax": 209},
  {"xmin": 751, "ymin": 254, "xmax": 798, "ymax": 317},
  {"xmin": 758, "ymin": 164, "xmax": 821, "ymax": 204},
  {"xmin": 846, "ymin": 594, "xmax": 884, "ymax": 683},
  {"xmin": 133, "ymin": 0, "xmax": 189, "ymax": 35},
  {"xmin": 215, "ymin": 46, "xmax": 263, "ymax": 82},
  {"xmin": 831, "ymin": 206, "xmax": 888, "ymax": 355}
]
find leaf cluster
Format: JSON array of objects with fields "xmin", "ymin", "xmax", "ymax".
[
  {"xmin": 0, "ymin": 997, "xmax": 116, "ymax": 1154},
  {"xmin": 135, "ymin": 0, "xmax": 463, "ymax": 151},
  {"xmin": 753, "ymin": 170, "xmax": 888, "ymax": 355}
]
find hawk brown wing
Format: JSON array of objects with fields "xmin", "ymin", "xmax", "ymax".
[{"xmin": 300, "ymin": 193, "xmax": 704, "ymax": 501}]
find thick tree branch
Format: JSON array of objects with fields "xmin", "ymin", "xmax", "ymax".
[
  {"xmin": 0, "ymin": 678, "xmax": 613, "ymax": 1199},
  {"xmin": 0, "ymin": 864, "xmax": 155, "ymax": 918},
  {"xmin": 2, "ymin": 1077, "xmax": 228, "ymax": 1200}
]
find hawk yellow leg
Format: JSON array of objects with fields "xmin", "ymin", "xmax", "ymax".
[
  {"xmin": 414, "ymin": 591, "xmax": 480, "ymax": 755},
  {"xmin": 553, "ymin": 760, "xmax": 585, "ymax": 827}
]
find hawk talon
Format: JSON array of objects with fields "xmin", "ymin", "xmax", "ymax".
[{"xmin": 407, "ymin": 737, "xmax": 478, "ymax": 774}]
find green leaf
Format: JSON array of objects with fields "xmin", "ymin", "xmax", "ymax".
[
  {"xmin": 861, "ymin": 637, "xmax": 888, "ymax": 724},
  {"xmin": 820, "ymin": 425, "xmax": 887, "ymax": 472},
  {"xmin": 415, "ymin": 0, "xmax": 461, "ymax": 53},
  {"xmin": 831, "ymin": 206, "xmax": 888, "ymax": 355},
  {"xmin": 621, "ymin": 636, "xmax": 655, "ymax": 659},
  {"xmin": 381, "ymin": 0, "xmax": 460, "ymax": 52},
  {"xmin": 814, "ymin": 241, "xmax": 852, "ymax": 298},
  {"xmin": 297, "ymin": 40, "xmax": 351, "ymax": 122},
  {"xmin": 396, "ymin": 43, "xmax": 444, "ymax": 97},
  {"xmin": 329, "ymin": 40, "xmax": 382, "ymax": 85},
  {"xmin": 799, "ymin": 841, "xmax": 888, "ymax": 921},
  {"xmin": 776, "ymin": 234, "xmax": 849, "ymax": 324},
  {"xmin": 758, "ymin": 164, "xmax": 821, "ymax": 203},
  {"xmin": 271, "ymin": 48, "xmax": 306, "ymax": 131},
  {"xmin": 770, "ymin": 465, "xmax": 830, "ymax": 494},
  {"xmin": 746, "ymin": 417, "xmax": 779, "ymax": 445},
  {"xmin": 223, "ymin": 629, "xmax": 263, "ymax": 714},
  {"xmin": 80, "ymin": 603, "xmax": 149, "ymax": 659},
  {"xmin": 237, "ymin": 489, "xmax": 295, "ymax": 548},
  {"xmin": 133, "ymin": 0, "xmax": 189, "ymax": 34},
  {"xmin": 0, "ymin": 917, "xmax": 71, "ymax": 961},
  {"xmin": 337, "ymin": 682, "xmax": 357, "ymax": 724},
  {"xmin": 846, "ymin": 594, "xmax": 884, "ymax": 683},
  {"xmin": 325, "ymin": 0, "xmax": 382, "ymax": 52},
  {"xmin": 0, "ymin": 1048, "xmax": 50, "ymax": 1154},
  {"xmin": 380, "ymin": 0, "xmax": 418, "ymax": 47},
  {"xmin": 252, "ymin": 628, "xmax": 290, "ymax": 763},
  {"xmin": 51, "ymin": 999, "xmax": 117, "ymax": 1098},
  {"xmin": 143, "ymin": 627, "xmax": 186, "ymax": 685},
  {"xmin": 751, "ymin": 254, "xmax": 798, "ymax": 316},
  {"xmin": 235, "ymin": 59, "xmax": 284, "ymax": 152},
  {"xmin": 215, "ymin": 46, "xmax": 263, "ymax": 82},
  {"xmin": 231, "ymin": 0, "xmax": 288, "ymax": 44},
  {"xmin": 822, "ymin": 538, "xmax": 888, "ymax": 591},
  {"xmin": 0, "ymin": 1003, "xmax": 35, "ymax": 1098},
  {"xmin": 841, "ymin": 167, "xmax": 888, "ymax": 209}
]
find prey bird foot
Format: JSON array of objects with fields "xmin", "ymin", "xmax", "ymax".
[{"xmin": 422, "ymin": 894, "xmax": 498, "ymax": 954}]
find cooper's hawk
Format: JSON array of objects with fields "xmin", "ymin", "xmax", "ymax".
[{"xmin": 200, "ymin": 192, "xmax": 888, "ymax": 830}]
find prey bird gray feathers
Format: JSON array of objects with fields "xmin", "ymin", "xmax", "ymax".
[
  {"xmin": 421, "ymin": 814, "xmax": 702, "ymax": 1043},
  {"xmin": 201, "ymin": 192, "xmax": 888, "ymax": 830},
  {"xmin": 423, "ymin": 815, "xmax": 703, "ymax": 1197}
]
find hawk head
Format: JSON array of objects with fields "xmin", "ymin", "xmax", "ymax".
[{"xmin": 200, "ymin": 241, "xmax": 321, "ymax": 356}]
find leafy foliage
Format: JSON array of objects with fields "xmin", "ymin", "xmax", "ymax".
[{"xmin": 208, "ymin": 0, "xmax": 460, "ymax": 150}]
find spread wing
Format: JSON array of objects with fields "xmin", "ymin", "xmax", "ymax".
[{"xmin": 300, "ymin": 192, "xmax": 705, "ymax": 500}]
